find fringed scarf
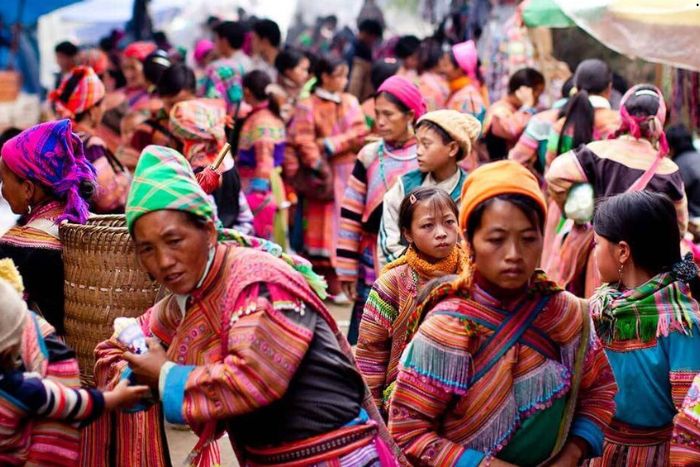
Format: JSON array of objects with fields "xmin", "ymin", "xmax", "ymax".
[
  {"xmin": 383, "ymin": 244, "xmax": 468, "ymax": 279},
  {"xmin": 590, "ymin": 272, "xmax": 700, "ymax": 343}
]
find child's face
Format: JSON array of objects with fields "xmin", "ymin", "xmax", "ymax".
[
  {"xmin": 404, "ymin": 200, "xmax": 459, "ymax": 261},
  {"xmin": 416, "ymin": 125, "xmax": 457, "ymax": 174}
]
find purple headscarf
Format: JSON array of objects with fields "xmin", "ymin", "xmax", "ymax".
[{"xmin": 1, "ymin": 119, "xmax": 96, "ymax": 224}]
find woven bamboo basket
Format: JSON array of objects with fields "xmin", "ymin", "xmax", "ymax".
[{"xmin": 60, "ymin": 215, "xmax": 161, "ymax": 386}]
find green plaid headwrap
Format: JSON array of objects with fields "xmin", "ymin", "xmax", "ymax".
[
  {"xmin": 125, "ymin": 145, "xmax": 214, "ymax": 232},
  {"xmin": 125, "ymin": 145, "xmax": 329, "ymax": 298}
]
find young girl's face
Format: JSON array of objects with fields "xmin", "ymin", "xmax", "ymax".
[
  {"xmin": 593, "ymin": 232, "xmax": 620, "ymax": 284},
  {"xmin": 321, "ymin": 64, "xmax": 349, "ymax": 93},
  {"xmin": 470, "ymin": 199, "xmax": 542, "ymax": 290},
  {"xmin": 416, "ymin": 125, "xmax": 456, "ymax": 174},
  {"xmin": 404, "ymin": 199, "xmax": 459, "ymax": 261}
]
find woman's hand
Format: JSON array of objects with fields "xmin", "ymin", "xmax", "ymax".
[
  {"xmin": 103, "ymin": 379, "xmax": 151, "ymax": 411},
  {"xmin": 544, "ymin": 440, "xmax": 584, "ymax": 467},
  {"xmin": 123, "ymin": 339, "xmax": 168, "ymax": 389},
  {"xmin": 481, "ymin": 458, "xmax": 517, "ymax": 467}
]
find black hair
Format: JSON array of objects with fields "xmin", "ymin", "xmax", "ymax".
[
  {"xmin": 612, "ymin": 72, "xmax": 629, "ymax": 96},
  {"xmin": 623, "ymin": 83, "xmax": 661, "ymax": 119},
  {"xmin": 242, "ymin": 70, "xmax": 281, "ymax": 118},
  {"xmin": 507, "ymin": 67, "xmax": 545, "ymax": 95},
  {"xmin": 313, "ymin": 55, "xmax": 346, "ymax": 90},
  {"xmin": 55, "ymin": 41, "xmax": 78, "ymax": 57},
  {"xmin": 398, "ymin": 186, "xmax": 459, "ymax": 242},
  {"xmin": 214, "ymin": 21, "xmax": 247, "ymax": 50},
  {"xmin": 143, "ymin": 50, "xmax": 172, "ymax": 86},
  {"xmin": 358, "ymin": 19, "xmax": 384, "ymax": 39},
  {"xmin": 667, "ymin": 124, "xmax": 696, "ymax": 156},
  {"xmin": 594, "ymin": 191, "xmax": 700, "ymax": 295},
  {"xmin": 376, "ymin": 91, "xmax": 411, "ymax": 115},
  {"xmin": 466, "ymin": 194, "xmax": 545, "ymax": 243},
  {"xmin": 418, "ymin": 39, "xmax": 444, "ymax": 73},
  {"xmin": 0, "ymin": 127, "xmax": 21, "ymax": 151},
  {"xmin": 184, "ymin": 211, "xmax": 211, "ymax": 230},
  {"xmin": 156, "ymin": 64, "xmax": 196, "ymax": 97},
  {"xmin": 370, "ymin": 58, "xmax": 400, "ymax": 91},
  {"xmin": 415, "ymin": 120, "xmax": 465, "ymax": 161},
  {"xmin": 153, "ymin": 31, "xmax": 170, "ymax": 49},
  {"xmin": 108, "ymin": 68, "xmax": 127, "ymax": 89},
  {"xmin": 274, "ymin": 48, "xmax": 305, "ymax": 75},
  {"xmin": 394, "ymin": 35, "xmax": 420, "ymax": 60},
  {"xmin": 253, "ymin": 19, "xmax": 281, "ymax": 48},
  {"xmin": 556, "ymin": 59, "xmax": 612, "ymax": 156}
]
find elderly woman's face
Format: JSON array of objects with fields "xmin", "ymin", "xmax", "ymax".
[{"xmin": 133, "ymin": 210, "xmax": 216, "ymax": 295}]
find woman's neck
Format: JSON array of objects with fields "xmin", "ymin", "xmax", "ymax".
[
  {"xmin": 386, "ymin": 130, "xmax": 413, "ymax": 149},
  {"xmin": 621, "ymin": 267, "xmax": 654, "ymax": 290},
  {"xmin": 474, "ymin": 271, "xmax": 529, "ymax": 301}
]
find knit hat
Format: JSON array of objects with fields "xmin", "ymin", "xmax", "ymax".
[
  {"xmin": 417, "ymin": 109, "xmax": 481, "ymax": 159},
  {"xmin": 49, "ymin": 66, "xmax": 106, "ymax": 119},
  {"xmin": 452, "ymin": 40, "xmax": 478, "ymax": 81},
  {"xmin": 0, "ymin": 276, "xmax": 28, "ymax": 354},
  {"xmin": 458, "ymin": 160, "xmax": 547, "ymax": 233},
  {"xmin": 377, "ymin": 75, "xmax": 427, "ymax": 121}
]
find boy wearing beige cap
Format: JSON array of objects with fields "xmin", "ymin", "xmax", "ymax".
[{"xmin": 378, "ymin": 109, "xmax": 481, "ymax": 267}]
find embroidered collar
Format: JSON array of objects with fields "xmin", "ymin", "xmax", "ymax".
[
  {"xmin": 315, "ymin": 87, "xmax": 342, "ymax": 103},
  {"xmin": 589, "ymin": 95, "xmax": 611, "ymax": 110}
]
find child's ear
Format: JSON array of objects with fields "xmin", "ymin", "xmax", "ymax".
[
  {"xmin": 402, "ymin": 228, "xmax": 413, "ymax": 245},
  {"xmin": 448, "ymin": 141, "xmax": 460, "ymax": 159}
]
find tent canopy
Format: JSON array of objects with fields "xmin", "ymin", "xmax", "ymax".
[
  {"xmin": 523, "ymin": 0, "xmax": 700, "ymax": 72},
  {"xmin": 0, "ymin": 0, "xmax": 81, "ymax": 25}
]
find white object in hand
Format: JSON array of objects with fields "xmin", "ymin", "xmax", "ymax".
[
  {"xmin": 565, "ymin": 183, "xmax": 595, "ymax": 224},
  {"xmin": 114, "ymin": 317, "xmax": 148, "ymax": 354}
]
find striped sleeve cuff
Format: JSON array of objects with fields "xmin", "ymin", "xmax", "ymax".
[{"xmin": 162, "ymin": 364, "xmax": 196, "ymax": 425}]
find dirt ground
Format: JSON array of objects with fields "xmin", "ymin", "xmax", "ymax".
[{"xmin": 165, "ymin": 302, "xmax": 352, "ymax": 466}]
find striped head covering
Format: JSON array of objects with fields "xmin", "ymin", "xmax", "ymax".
[
  {"xmin": 169, "ymin": 99, "xmax": 226, "ymax": 169},
  {"xmin": 79, "ymin": 48, "xmax": 109, "ymax": 76},
  {"xmin": 613, "ymin": 84, "xmax": 669, "ymax": 156},
  {"xmin": 1, "ymin": 120, "xmax": 96, "ymax": 224},
  {"xmin": 123, "ymin": 41, "xmax": 158, "ymax": 62},
  {"xmin": 200, "ymin": 62, "xmax": 243, "ymax": 113},
  {"xmin": 49, "ymin": 66, "xmax": 106, "ymax": 119},
  {"xmin": 125, "ymin": 145, "xmax": 328, "ymax": 297}
]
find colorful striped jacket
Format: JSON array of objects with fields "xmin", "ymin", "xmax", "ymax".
[
  {"xmin": 0, "ymin": 312, "xmax": 84, "ymax": 466},
  {"xmin": 388, "ymin": 274, "xmax": 617, "ymax": 466}
]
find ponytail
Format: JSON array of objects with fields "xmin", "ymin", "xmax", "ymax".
[{"xmin": 557, "ymin": 89, "xmax": 595, "ymax": 155}]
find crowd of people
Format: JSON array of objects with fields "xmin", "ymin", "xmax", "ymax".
[{"xmin": 1, "ymin": 5, "xmax": 700, "ymax": 467}]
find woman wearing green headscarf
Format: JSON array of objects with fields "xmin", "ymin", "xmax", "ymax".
[{"xmin": 90, "ymin": 145, "xmax": 400, "ymax": 466}]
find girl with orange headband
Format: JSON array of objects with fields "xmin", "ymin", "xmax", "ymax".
[{"xmin": 388, "ymin": 160, "xmax": 617, "ymax": 466}]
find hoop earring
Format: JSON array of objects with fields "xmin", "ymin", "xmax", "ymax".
[{"xmin": 26, "ymin": 204, "xmax": 32, "ymax": 216}]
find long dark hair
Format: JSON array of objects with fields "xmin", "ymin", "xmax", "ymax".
[
  {"xmin": 556, "ymin": 59, "xmax": 612, "ymax": 156},
  {"xmin": 312, "ymin": 55, "xmax": 346, "ymax": 91},
  {"xmin": 242, "ymin": 70, "xmax": 281, "ymax": 118},
  {"xmin": 155, "ymin": 64, "xmax": 196, "ymax": 97},
  {"xmin": 594, "ymin": 191, "xmax": 700, "ymax": 295}
]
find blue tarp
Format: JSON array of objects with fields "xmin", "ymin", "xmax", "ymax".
[{"xmin": 0, "ymin": 0, "xmax": 82, "ymax": 26}]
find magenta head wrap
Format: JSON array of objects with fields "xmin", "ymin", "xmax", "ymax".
[
  {"xmin": 452, "ymin": 40, "xmax": 478, "ymax": 81},
  {"xmin": 614, "ymin": 84, "xmax": 669, "ymax": 156},
  {"xmin": 194, "ymin": 39, "xmax": 214, "ymax": 65},
  {"xmin": 1, "ymin": 119, "xmax": 97, "ymax": 224},
  {"xmin": 377, "ymin": 75, "xmax": 427, "ymax": 121}
]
